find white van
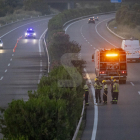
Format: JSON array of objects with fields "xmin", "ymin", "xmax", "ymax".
[{"xmin": 121, "ymin": 39, "xmax": 140, "ymax": 62}]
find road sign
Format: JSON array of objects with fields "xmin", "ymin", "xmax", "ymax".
[{"xmin": 111, "ymin": 0, "xmax": 122, "ymax": 3}]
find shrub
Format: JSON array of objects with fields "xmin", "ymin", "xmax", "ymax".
[{"xmin": 0, "ymin": 97, "xmax": 69, "ymax": 140}]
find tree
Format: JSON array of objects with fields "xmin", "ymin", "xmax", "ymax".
[
  {"xmin": 24, "ymin": 0, "xmax": 50, "ymax": 15},
  {"xmin": 5, "ymin": 0, "xmax": 23, "ymax": 8}
]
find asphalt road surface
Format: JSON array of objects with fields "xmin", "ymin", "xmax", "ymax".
[
  {"xmin": 66, "ymin": 13, "xmax": 140, "ymax": 140},
  {"xmin": 0, "ymin": 16, "xmax": 51, "ymax": 139}
]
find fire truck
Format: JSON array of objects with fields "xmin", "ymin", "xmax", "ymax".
[{"xmin": 92, "ymin": 48, "xmax": 127, "ymax": 84}]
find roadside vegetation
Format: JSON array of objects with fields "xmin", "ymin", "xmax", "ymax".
[
  {"xmin": 108, "ymin": 3, "xmax": 140, "ymax": 40},
  {"xmin": 0, "ymin": 0, "xmax": 51, "ymax": 26},
  {"xmin": 0, "ymin": 2, "xmax": 117, "ymax": 140}
]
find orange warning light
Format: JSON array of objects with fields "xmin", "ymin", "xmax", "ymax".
[{"xmin": 106, "ymin": 54, "xmax": 118, "ymax": 57}]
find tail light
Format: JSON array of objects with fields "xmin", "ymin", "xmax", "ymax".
[
  {"xmin": 99, "ymin": 71, "xmax": 106, "ymax": 74},
  {"xmin": 121, "ymin": 71, "xmax": 127, "ymax": 74}
]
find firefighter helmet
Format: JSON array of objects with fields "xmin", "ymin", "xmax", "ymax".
[
  {"xmin": 102, "ymin": 80, "xmax": 106, "ymax": 83},
  {"xmin": 111, "ymin": 76, "xmax": 114, "ymax": 79},
  {"xmin": 113, "ymin": 79, "xmax": 116, "ymax": 82},
  {"xmin": 95, "ymin": 78, "xmax": 99, "ymax": 81}
]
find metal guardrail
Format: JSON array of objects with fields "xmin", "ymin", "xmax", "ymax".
[
  {"xmin": 106, "ymin": 18, "xmax": 125, "ymax": 40},
  {"xmin": 72, "ymin": 101, "xmax": 85, "ymax": 140},
  {"xmin": 63, "ymin": 11, "xmax": 116, "ymax": 28}
]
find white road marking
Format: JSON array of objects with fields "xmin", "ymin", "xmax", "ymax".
[
  {"xmin": 138, "ymin": 91, "xmax": 140, "ymax": 95},
  {"xmin": 84, "ymin": 68, "xmax": 98, "ymax": 140},
  {"xmin": 8, "ymin": 63, "xmax": 10, "ymax": 66},
  {"xmin": 88, "ymin": 42, "xmax": 90, "ymax": 44},
  {"xmin": 65, "ymin": 18, "xmax": 86, "ymax": 32},
  {"xmin": 5, "ymin": 69, "xmax": 7, "ymax": 73},
  {"xmin": 10, "ymin": 58, "xmax": 12, "ymax": 61},
  {"xmin": 130, "ymin": 82, "xmax": 135, "ymax": 86},
  {"xmin": 91, "ymin": 45, "xmax": 93, "ymax": 46},
  {"xmin": 0, "ymin": 76, "xmax": 3, "ymax": 80},
  {"xmin": 95, "ymin": 18, "xmax": 118, "ymax": 48},
  {"xmin": 12, "ymin": 54, "xmax": 14, "ymax": 56},
  {"xmin": 40, "ymin": 61, "xmax": 42, "ymax": 67}
]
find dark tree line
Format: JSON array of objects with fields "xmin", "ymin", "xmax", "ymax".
[
  {"xmin": 0, "ymin": 0, "xmax": 50, "ymax": 17},
  {"xmin": 116, "ymin": 3, "xmax": 140, "ymax": 28}
]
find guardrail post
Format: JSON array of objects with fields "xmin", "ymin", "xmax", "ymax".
[{"xmin": 67, "ymin": 2, "xmax": 71, "ymax": 10}]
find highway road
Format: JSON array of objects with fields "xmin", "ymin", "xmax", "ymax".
[
  {"xmin": 0, "ymin": 17, "xmax": 51, "ymax": 138},
  {"xmin": 0, "ymin": 16, "xmax": 51, "ymax": 107},
  {"xmin": 65, "ymin": 13, "xmax": 140, "ymax": 140},
  {"xmin": 0, "ymin": 16, "xmax": 51, "ymax": 138}
]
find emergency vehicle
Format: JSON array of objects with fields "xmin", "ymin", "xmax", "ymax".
[
  {"xmin": 92, "ymin": 48, "xmax": 127, "ymax": 84},
  {"xmin": 121, "ymin": 39, "xmax": 140, "ymax": 62}
]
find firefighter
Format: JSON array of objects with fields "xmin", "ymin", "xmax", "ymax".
[
  {"xmin": 102, "ymin": 80, "xmax": 108, "ymax": 104},
  {"xmin": 110, "ymin": 76, "xmax": 114, "ymax": 100},
  {"xmin": 83, "ymin": 84, "xmax": 89, "ymax": 105},
  {"xmin": 112, "ymin": 79, "xmax": 119, "ymax": 104},
  {"xmin": 94, "ymin": 78, "xmax": 102, "ymax": 103}
]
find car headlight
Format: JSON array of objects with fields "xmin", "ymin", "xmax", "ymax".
[
  {"xmin": 33, "ymin": 33, "xmax": 36, "ymax": 36},
  {"xmin": 0, "ymin": 43, "xmax": 3, "ymax": 46},
  {"xmin": 25, "ymin": 33, "xmax": 27, "ymax": 36}
]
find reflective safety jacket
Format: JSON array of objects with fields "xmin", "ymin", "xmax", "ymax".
[
  {"xmin": 113, "ymin": 83, "xmax": 119, "ymax": 92},
  {"xmin": 94, "ymin": 82, "xmax": 102, "ymax": 90},
  {"xmin": 83, "ymin": 85, "xmax": 88, "ymax": 91},
  {"xmin": 104, "ymin": 84, "xmax": 108, "ymax": 91}
]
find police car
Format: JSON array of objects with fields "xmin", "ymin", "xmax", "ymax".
[
  {"xmin": 0, "ymin": 39, "xmax": 3, "ymax": 49},
  {"xmin": 25, "ymin": 28, "xmax": 36, "ymax": 39}
]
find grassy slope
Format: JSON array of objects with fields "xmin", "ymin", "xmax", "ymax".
[{"xmin": 108, "ymin": 19, "xmax": 140, "ymax": 40}]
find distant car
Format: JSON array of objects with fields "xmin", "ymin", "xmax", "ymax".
[
  {"xmin": 95, "ymin": 16, "xmax": 99, "ymax": 21},
  {"xmin": 0, "ymin": 39, "xmax": 3, "ymax": 49},
  {"xmin": 88, "ymin": 17, "xmax": 95, "ymax": 24},
  {"xmin": 25, "ymin": 28, "xmax": 36, "ymax": 39}
]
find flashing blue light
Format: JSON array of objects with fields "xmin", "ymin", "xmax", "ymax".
[{"xmin": 30, "ymin": 29, "xmax": 32, "ymax": 30}]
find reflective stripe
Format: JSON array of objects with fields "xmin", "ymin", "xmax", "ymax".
[
  {"xmin": 113, "ymin": 83, "xmax": 119, "ymax": 92},
  {"xmin": 104, "ymin": 84, "xmax": 108, "ymax": 90},
  {"xmin": 94, "ymin": 82, "xmax": 102, "ymax": 89},
  {"xmin": 83, "ymin": 85, "xmax": 88, "ymax": 90}
]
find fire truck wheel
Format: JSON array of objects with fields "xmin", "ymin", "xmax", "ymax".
[
  {"xmin": 119, "ymin": 80, "xmax": 122, "ymax": 84},
  {"xmin": 119, "ymin": 80, "xmax": 126, "ymax": 84},
  {"xmin": 123, "ymin": 80, "xmax": 126, "ymax": 84}
]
